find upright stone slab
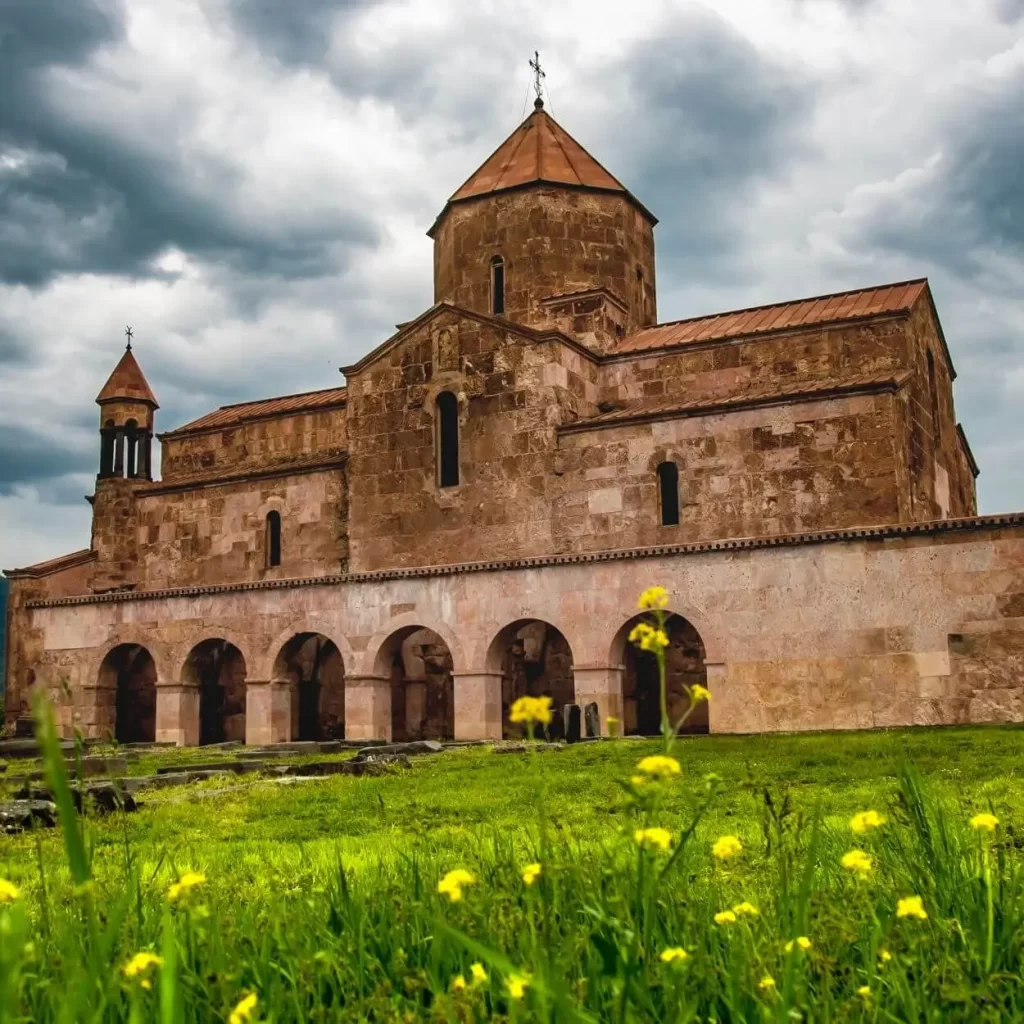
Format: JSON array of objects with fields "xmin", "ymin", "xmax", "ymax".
[
  {"xmin": 546, "ymin": 708, "xmax": 565, "ymax": 741},
  {"xmin": 584, "ymin": 702, "xmax": 600, "ymax": 738},
  {"xmin": 563, "ymin": 703, "xmax": 582, "ymax": 743}
]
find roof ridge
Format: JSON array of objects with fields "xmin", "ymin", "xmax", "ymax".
[
  {"xmin": 214, "ymin": 385, "xmax": 348, "ymax": 412},
  {"xmin": 639, "ymin": 279, "xmax": 929, "ymax": 333}
]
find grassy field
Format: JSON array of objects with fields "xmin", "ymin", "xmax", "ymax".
[{"xmin": 2, "ymin": 720, "xmax": 1024, "ymax": 1021}]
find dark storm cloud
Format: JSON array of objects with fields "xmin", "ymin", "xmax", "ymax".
[
  {"xmin": 0, "ymin": 0, "xmax": 379, "ymax": 289},
  {"xmin": 0, "ymin": 423, "xmax": 90, "ymax": 495},
  {"xmin": 603, "ymin": 9, "xmax": 816, "ymax": 285}
]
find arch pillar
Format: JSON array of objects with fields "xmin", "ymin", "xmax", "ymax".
[
  {"xmin": 704, "ymin": 661, "xmax": 727, "ymax": 733},
  {"xmin": 345, "ymin": 675, "xmax": 391, "ymax": 742},
  {"xmin": 572, "ymin": 664, "xmax": 625, "ymax": 737},
  {"xmin": 453, "ymin": 671, "xmax": 503, "ymax": 740},
  {"xmin": 246, "ymin": 680, "xmax": 292, "ymax": 746},
  {"xmin": 156, "ymin": 681, "xmax": 199, "ymax": 747}
]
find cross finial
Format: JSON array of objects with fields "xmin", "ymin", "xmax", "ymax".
[
  {"xmin": 125, "ymin": 326, "xmax": 133, "ymax": 351},
  {"xmin": 529, "ymin": 50, "xmax": 545, "ymax": 108}
]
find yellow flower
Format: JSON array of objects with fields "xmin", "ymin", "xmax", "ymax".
[
  {"xmin": 521, "ymin": 863, "xmax": 542, "ymax": 886},
  {"xmin": 606, "ymin": 716, "xmax": 619, "ymax": 725},
  {"xmin": 732, "ymin": 901, "xmax": 759, "ymax": 917},
  {"xmin": 970, "ymin": 813, "xmax": 999, "ymax": 833},
  {"xmin": 509, "ymin": 695, "xmax": 554, "ymax": 727},
  {"xmin": 452, "ymin": 975, "xmax": 467, "ymax": 992},
  {"xmin": 758, "ymin": 975, "xmax": 776, "ymax": 992},
  {"xmin": 470, "ymin": 962, "xmax": 488, "ymax": 984},
  {"xmin": 228, "ymin": 992, "xmax": 258, "ymax": 1024},
  {"xmin": 850, "ymin": 810, "xmax": 886, "ymax": 834},
  {"xmin": 166, "ymin": 871, "xmax": 206, "ymax": 902},
  {"xmin": 123, "ymin": 952, "xmax": 163, "ymax": 978},
  {"xmin": 712, "ymin": 835, "xmax": 743, "ymax": 860},
  {"xmin": 507, "ymin": 973, "xmax": 530, "ymax": 1000},
  {"xmin": 857, "ymin": 985, "xmax": 871, "ymax": 1000},
  {"xmin": 689, "ymin": 684, "xmax": 711, "ymax": 703},
  {"xmin": 659, "ymin": 947, "xmax": 689, "ymax": 963},
  {"xmin": 628, "ymin": 621, "xmax": 670, "ymax": 654},
  {"xmin": 636, "ymin": 755, "xmax": 681, "ymax": 779},
  {"xmin": 879, "ymin": 947, "xmax": 892, "ymax": 963},
  {"xmin": 0, "ymin": 879, "xmax": 20, "ymax": 904},
  {"xmin": 841, "ymin": 849, "xmax": 873, "ymax": 877},
  {"xmin": 630, "ymin": 775, "xmax": 647, "ymax": 787},
  {"xmin": 896, "ymin": 895, "xmax": 927, "ymax": 920},
  {"xmin": 634, "ymin": 827, "xmax": 673, "ymax": 852},
  {"xmin": 714, "ymin": 910, "xmax": 737, "ymax": 926},
  {"xmin": 437, "ymin": 868, "xmax": 476, "ymax": 903},
  {"xmin": 785, "ymin": 936, "xmax": 812, "ymax": 952},
  {"xmin": 638, "ymin": 586, "xmax": 669, "ymax": 610}
]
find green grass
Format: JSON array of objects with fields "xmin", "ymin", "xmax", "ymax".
[{"xmin": 2, "ymin": 723, "xmax": 1024, "ymax": 1021}]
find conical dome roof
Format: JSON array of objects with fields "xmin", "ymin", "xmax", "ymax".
[
  {"xmin": 96, "ymin": 347, "xmax": 159, "ymax": 407},
  {"xmin": 429, "ymin": 100, "xmax": 656, "ymax": 234}
]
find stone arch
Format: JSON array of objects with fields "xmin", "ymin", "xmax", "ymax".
[
  {"xmin": 370, "ymin": 623, "xmax": 455, "ymax": 741},
  {"xmin": 611, "ymin": 610, "xmax": 710, "ymax": 736},
  {"xmin": 90, "ymin": 635, "xmax": 173, "ymax": 690},
  {"xmin": 96, "ymin": 643, "xmax": 158, "ymax": 744},
  {"xmin": 173, "ymin": 626, "xmax": 256, "ymax": 683},
  {"xmin": 271, "ymin": 632, "xmax": 347, "ymax": 741},
  {"xmin": 181, "ymin": 638, "xmax": 248, "ymax": 745},
  {"xmin": 485, "ymin": 618, "xmax": 576, "ymax": 737},
  {"xmin": 364, "ymin": 612, "xmax": 464, "ymax": 677}
]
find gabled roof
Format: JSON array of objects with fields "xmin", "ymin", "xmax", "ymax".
[
  {"xmin": 160, "ymin": 386, "xmax": 347, "ymax": 439},
  {"xmin": 4, "ymin": 548, "xmax": 96, "ymax": 580},
  {"xmin": 429, "ymin": 99, "xmax": 656, "ymax": 235},
  {"xmin": 613, "ymin": 280, "xmax": 930, "ymax": 356},
  {"xmin": 96, "ymin": 348, "xmax": 159, "ymax": 407}
]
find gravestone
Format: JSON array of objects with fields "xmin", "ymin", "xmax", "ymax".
[
  {"xmin": 584, "ymin": 702, "xmax": 600, "ymax": 738},
  {"xmin": 563, "ymin": 703, "xmax": 582, "ymax": 743},
  {"xmin": 545, "ymin": 708, "xmax": 565, "ymax": 741}
]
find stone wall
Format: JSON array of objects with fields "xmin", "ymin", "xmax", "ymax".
[{"xmin": 14, "ymin": 517, "xmax": 1024, "ymax": 742}]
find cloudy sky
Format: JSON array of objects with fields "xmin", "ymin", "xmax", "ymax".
[{"xmin": 1, "ymin": 0, "xmax": 1022, "ymax": 570}]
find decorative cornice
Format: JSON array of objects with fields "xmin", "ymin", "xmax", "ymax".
[{"xmin": 24, "ymin": 512, "xmax": 1024, "ymax": 609}]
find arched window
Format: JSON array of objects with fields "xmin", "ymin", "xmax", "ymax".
[
  {"xmin": 927, "ymin": 349, "xmax": 940, "ymax": 443},
  {"xmin": 100, "ymin": 419, "xmax": 116, "ymax": 477},
  {"xmin": 657, "ymin": 462, "xmax": 680, "ymax": 526},
  {"xmin": 124, "ymin": 419, "xmax": 138, "ymax": 478},
  {"xmin": 490, "ymin": 256, "xmax": 505, "ymax": 316},
  {"xmin": 436, "ymin": 391, "xmax": 459, "ymax": 488},
  {"xmin": 266, "ymin": 511, "xmax": 282, "ymax": 568}
]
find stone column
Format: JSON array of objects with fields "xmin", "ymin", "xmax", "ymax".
[
  {"xmin": 156, "ymin": 683, "xmax": 199, "ymax": 746},
  {"xmin": 453, "ymin": 672, "xmax": 503, "ymax": 740},
  {"xmin": 572, "ymin": 665, "xmax": 625, "ymax": 737},
  {"xmin": 245, "ymin": 681, "xmax": 292, "ymax": 746},
  {"xmin": 345, "ymin": 675, "xmax": 392, "ymax": 742}
]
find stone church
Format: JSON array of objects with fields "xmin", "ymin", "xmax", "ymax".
[{"xmin": 4, "ymin": 98, "xmax": 1023, "ymax": 745}]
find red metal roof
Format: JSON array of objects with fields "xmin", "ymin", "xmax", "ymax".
[
  {"xmin": 613, "ymin": 280, "xmax": 929, "ymax": 355},
  {"xmin": 96, "ymin": 348, "xmax": 159, "ymax": 406},
  {"xmin": 162, "ymin": 386, "xmax": 347, "ymax": 438},
  {"xmin": 4, "ymin": 548, "xmax": 96, "ymax": 579}
]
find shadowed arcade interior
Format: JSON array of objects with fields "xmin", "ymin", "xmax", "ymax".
[
  {"xmin": 182, "ymin": 639, "xmax": 247, "ymax": 745},
  {"xmin": 97, "ymin": 643, "xmax": 157, "ymax": 744},
  {"xmin": 272, "ymin": 632, "xmax": 345, "ymax": 741}
]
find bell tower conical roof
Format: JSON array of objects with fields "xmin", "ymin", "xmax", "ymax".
[
  {"xmin": 96, "ymin": 347, "xmax": 159, "ymax": 408},
  {"xmin": 428, "ymin": 99, "xmax": 656, "ymax": 236}
]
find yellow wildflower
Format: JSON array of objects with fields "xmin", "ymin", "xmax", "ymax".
[
  {"xmin": 636, "ymin": 755, "xmax": 681, "ymax": 779},
  {"xmin": 470, "ymin": 962, "xmax": 488, "ymax": 984},
  {"xmin": 638, "ymin": 586, "xmax": 669, "ymax": 610},
  {"xmin": 841, "ymin": 849, "xmax": 873, "ymax": 877},
  {"xmin": 879, "ymin": 947, "xmax": 892, "ymax": 963},
  {"xmin": 634, "ymin": 827, "xmax": 673, "ymax": 852},
  {"xmin": 628, "ymin": 621, "xmax": 670, "ymax": 654},
  {"xmin": 857, "ymin": 985, "xmax": 871, "ymax": 1000},
  {"xmin": 689, "ymin": 684, "xmax": 711, "ymax": 703},
  {"xmin": 437, "ymin": 869, "xmax": 476, "ymax": 903},
  {"xmin": 714, "ymin": 910, "xmax": 737, "ymax": 926},
  {"xmin": 509, "ymin": 695, "xmax": 554, "ymax": 727},
  {"xmin": 521, "ymin": 863, "xmax": 542, "ymax": 886},
  {"xmin": 166, "ymin": 871, "xmax": 206, "ymax": 902},
  {"xmin": 451, "ymin": 975, "xmax": 467, "ymax": 992},
  {"xmin": 507, "ymin": 973, "xmax": 530, "ymax": 1000},
  {"xmin": 631, "ymin": 775, "xmax": 647, "ymax": 787},
  {"xmin": 758, "ymin": 975, "xmax": 776, "ymax": 992},
  {"xmin": 732, "ymin": 901, "xmax": 759, "ymax": 917},
  {"xmin": 850, "ymin": 810, "xmax": 886, "ymax": 834},
  {"xmin": 896, "ymin": 895, "xmax": 927, "ymax": 920},
  {"xmin": 0, "ymin": 879, "xmax": 20, "ymax": 904},
  {"xmin": 785, "ymin": 936, "xmax": 812, "ymax": 952},
  {"xmin": 970, "ymin": 812, "xmax": 999, "ymax": 833},
  {"xmin": 228, "ymin": 992, "xmax": 258, "ymax": 1024},
  {"xmin": 659, "ymin": 947, "xmax": 689, "ymax": 963},
  {"xmin": 123, "ymin": 952, "xmax": 163, "ymax": 978},
  {"xmin": 712, "ymin": 835, "xmax": 743, "ymax": 860}
]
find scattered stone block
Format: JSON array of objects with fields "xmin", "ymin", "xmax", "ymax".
[
  {"xmin": 563, "ymin": 704, "xmax": 582, "ymax": 743},
  {"xmin": 492, "ymin": 741, "xmax": 565, "ymax": 754},
  {"xmin": 354, "ymin": 740, "xmax": 443, "ymax": 760},
  {"xmin": 584, "ymin": 702, "xmax": 600, "ymax": 738},
  {"xmin": 1, "ymin": 799, "xmax": 57, "ymax": 833}
]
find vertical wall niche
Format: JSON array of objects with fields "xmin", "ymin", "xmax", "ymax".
[
  {"xmin": 657, "ymin": 461, "xmax": 680, "ymax": 526},
  {"xmin": 266, "ymin": 511, "xmax": 282, "ymax": 567},
  {"xmin": 436, "ymin": 391, "xmax": 460, "ymax": 488},
  {"xmin": 490, "ymin": 255, "xmax": 505, "ymax": 316}
]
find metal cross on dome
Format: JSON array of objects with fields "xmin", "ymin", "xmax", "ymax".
[
  {"xmin": 529, "ymin": 51, "xmax": 545, "ymax": 103},
  {"xmin": 125, "ymin": 325, "xmax": 133, "ymax": 350}
]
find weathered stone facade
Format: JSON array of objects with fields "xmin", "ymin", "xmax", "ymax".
[{"xmin": 4, "ymin": 100, "xmax": 1019, "ymax": 745}]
